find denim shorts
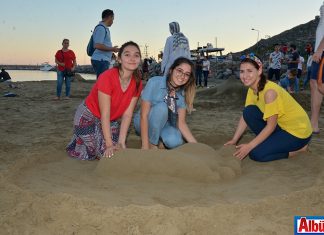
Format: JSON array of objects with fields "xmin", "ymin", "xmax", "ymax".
[{"xmin": 310, "ymin": 52, "xmax": 324, "ymax": 82}]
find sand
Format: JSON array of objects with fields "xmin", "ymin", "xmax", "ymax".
[{"xmin": 0, "ymin": 77, "xmax": 323, "ymax": 234}]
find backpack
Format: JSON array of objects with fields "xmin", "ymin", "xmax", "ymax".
[{"xmin": 86, "ymin": 24, "xmax": 107, "ymax": 56}]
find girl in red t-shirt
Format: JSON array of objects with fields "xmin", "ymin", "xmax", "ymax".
[{"xmin": 67, "ymin": 41, "xmax": 143, "ymax": 160}]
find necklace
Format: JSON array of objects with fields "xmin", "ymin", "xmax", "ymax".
[{"xmin": 119, "ymin": 76, "xmax": 131, "ymax": 91}]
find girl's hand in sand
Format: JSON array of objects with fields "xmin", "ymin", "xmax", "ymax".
[
  {"xmin": 224, "ymin": 139, "xmax": 237, "ymax": 146},
  {"xmin": 141, "ymin": 142, "xmax": 150, "ymax": 150},
  {"xmin": 233, "ymin": 144, "xmax": 252, "ymax": 160},
  {"xmin": 116, "ymin": 142, "xmax": 126, "ymax": 150},
  {"xmin": 103, "ymin": 145, "xmax": 116, "ymax": 158}
]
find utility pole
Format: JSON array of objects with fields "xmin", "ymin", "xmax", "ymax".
[
  {"xmin": 251, "ymin": 28, "xmax": 260, "ymax": 55},
  {"xmin": 251, "ymin": 28, "xmax": 260, "ymax": 43},
  {"xmin": 214, "ymin": 37, "xmax": 218, "ymax": 71},
  {"xmin": 144, "ymin": 44, "xmax": 149, "ymax": 58}
]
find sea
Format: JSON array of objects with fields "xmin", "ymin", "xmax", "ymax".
[{"xmin": 7, "ymin": 70, "xmax": 96, "ymax": 82}]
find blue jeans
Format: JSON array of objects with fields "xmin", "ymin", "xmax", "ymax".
[
  {"xmin": 268, "ymin": 68, "xmax": 281, "ymax": 81},
  {"xmin": 91, "ymin": 59, "xmax": 110, "ymax": 79},
  {"xmin": 202, "ymin": 70, "xmax": 209, "ymax": 87},
  {"xmin": 243, "ymin": 105, "xmax": 311, "ymax": 162},
  {"xmin": 56, "ymin": 70, "xmax": 71, "ymax": 97},
  {"xmin": 195, "ymin": 70, "xmax": 202, "ymax": 86},
  {"xmin": 133, "ymin": 102, "xmax": 183, "ymax": 149}
]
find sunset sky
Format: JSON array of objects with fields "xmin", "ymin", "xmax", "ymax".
[{"xmin": 0, "ymin": 0, "xmax": 322, "ymax": 65}]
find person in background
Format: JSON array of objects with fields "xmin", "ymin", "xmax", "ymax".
[
  {"xmin": 202, "ymin": 56, "xmax": 210, "ymax": 88},
  {"xmin": 302, "ymin": 50, "xmax": 313, "ymax": 90},
  {"xmin": 287, "ymin": 44, "xmax": 300, "ymax": 71},
  {"xmin": 310, "ymin": 2, "xmax": 324, "ymax": 134},
  {"xmin": 108, "ymin": 53, "xmax": 117, "ymax": 69},
  {"xmin": 268, "ymin": 43, "xmax": 284, "ymax": 81},
  {"xmin": 142, "ymin": 58, "xmax": 149, "ymax": 81},
  {"xmin": 161, "ymin": 21, "xmax": 191, "ymax": 77},
  {"xmin": 224, "ymin": 54, "xmax": 312, "ymax": 162},
  {"xmin": 54, "ymin": 38, "xmax": 76, "ymax": 100},
  {"xmin": 297, "ymin": 54, "xmax": 304, "ymax": 79},
  {"xmin": 0, "ymin": 68, "xmax": 12, "ymax": 82},
  {"xmin": 91, "ymin": 9, "xmax": 119, "ymax": 78},
  {"xmin": 279, "ymin": 68, "xmax": 299, "ymax": 93},
  {"xmin": 66, "ymin": 41, "xmax": 143, "ymax": 160},
  {"xmin": 281, "ymin": 43, "xmax": 288, "ymax": 55},
  {"xmin": 195, "ymin": 55, "xmax": 203, "ymax": 87},
  {"xmin": 134, "ymin": 57, "xmax": 197, "ymax": 150},
  {"xmin": 305, "ymin": 43, "xmax": 313, "ymax": 56}
]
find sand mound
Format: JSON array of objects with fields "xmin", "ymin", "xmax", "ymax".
[
  {"xmin": 196, "ymin": 77, "xmax": 247, "ymax": 101},
  {"xmin": 194, "ymin": 78, "xmax": 247, "ymax": 109},
  {"xmin": 95, "ymin": 143, "xmax": 241, "ymax": 183}
]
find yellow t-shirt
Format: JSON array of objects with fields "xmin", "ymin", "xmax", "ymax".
[{"xmin": 245, "ymin": 81, "xmax": 312, "ymax": 139}]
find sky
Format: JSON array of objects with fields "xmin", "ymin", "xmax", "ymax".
[{"xmin": 0, "ymin": 0, "xmax": 323, "ymax": 65}]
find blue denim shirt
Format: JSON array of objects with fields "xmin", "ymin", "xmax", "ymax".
[
  {"xmin": 141, "ymin": 76, "xmax": 186, "ymax": 109},
  {"xmin": 91, "ymin": 22, "xmax": 112, "ymax": 62},
  {"xmin": 279, "ymin": 76, "xmax": 299, "ymax": 93}
]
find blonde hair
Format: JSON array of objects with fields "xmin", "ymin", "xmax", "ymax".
[{"xmin": 167, "ymin": 57, "xmax": 196, "ymax": 113}]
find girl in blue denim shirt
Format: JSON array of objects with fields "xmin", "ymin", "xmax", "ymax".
[{"xmin": 134, "ymin": 57, "xmax": 197, "ymax": 149}]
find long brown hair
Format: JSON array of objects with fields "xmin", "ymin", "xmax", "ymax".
[
  {"xmin": 167, "ymin": 57, "xmax": 196, "ymax": 112},
  {"xmin": 240, "ymin": 57, "xmax": 267, "ymax": 100},
  {"xmin": 117, "ymin": 41, "xmax": 142, "ymax": 91}
]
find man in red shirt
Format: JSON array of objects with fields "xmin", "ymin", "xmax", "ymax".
[{"xmin": 54, "ymin": 38, "xmax": 77, "ymax": 100}]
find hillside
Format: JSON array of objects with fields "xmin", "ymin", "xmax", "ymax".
[{"xmin": 235, "ymin": 16, "xmax": 320, "ymax": 60}]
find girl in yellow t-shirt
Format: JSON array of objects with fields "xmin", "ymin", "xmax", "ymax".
[{"xmin": 224, "ymin": 54, "xmax": 312, "ymax": 162}]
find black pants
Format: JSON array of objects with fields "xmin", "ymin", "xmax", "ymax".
[{"xmin": 268, "ymin": 68, "xmax": 281, "ymax": 81}]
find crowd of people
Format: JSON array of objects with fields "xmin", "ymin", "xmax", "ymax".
[
  {"xmin": 46, "ymin": 5, "xmax": 324, "ymax": 163},
  {"xmin": 265, "ymin": 3, "xmax": 324, "ymax": 137}
]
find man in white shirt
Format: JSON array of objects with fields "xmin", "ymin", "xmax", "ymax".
[
  {"xmin": 297, "ymin": 55, "xmax": 304, "ymax": 79},
  {"xmin": 268, "ymin": 44, "xmax": 283, "ymax": 81},
  {"xmin": 302, "ymin": 52, "xmax": 313, "ymax": 90},
  {"xmin": 202, "ymin": 56, "xmax": 210, "ymax": 88}
]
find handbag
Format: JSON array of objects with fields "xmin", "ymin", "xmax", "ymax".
[
  {"xmin": 61, "ymin": 50, "xmax": 75, "ymax": 77},
  {"xmin": 63, "ymin": 69, "xmax": 75, "ymax": 77}
]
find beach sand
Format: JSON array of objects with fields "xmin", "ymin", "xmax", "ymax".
[{"xmin": 0, "ymin": 78, "xmax": 323, "ymax": 234}]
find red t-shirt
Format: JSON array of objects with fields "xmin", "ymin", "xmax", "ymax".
[
  {"xmin": 85, "ymin": 68, "xmax": 143, "ymax": 120},
  {"xmin": 55, "ymin": 50, "xmax": 76, "ymax": 71}
]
